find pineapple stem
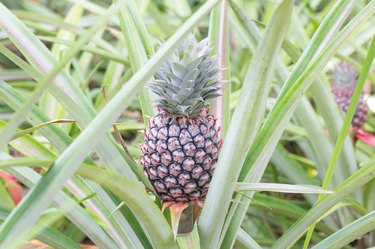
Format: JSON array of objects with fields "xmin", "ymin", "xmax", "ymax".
[
  {"xmin": 178, "ymin": 203, "xmax": 194, "ymax": 234},
  {"xmin": 167, "ymin": 202, "xmax": 190, "ymax": 238}
]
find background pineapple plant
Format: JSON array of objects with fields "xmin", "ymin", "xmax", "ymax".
[
  {"xmin": 331, "ymin": 62, "xmax": 369, "ymax": 130},
  {"xmin": 0, "ymin": 0, "xmax": 375, "ymax": 249}
]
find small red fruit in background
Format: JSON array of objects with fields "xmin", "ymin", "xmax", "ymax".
[{"xmin": 0, "ymin": 170, "xmax": 22, "ymax": 205}]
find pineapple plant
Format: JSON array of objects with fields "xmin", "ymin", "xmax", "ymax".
[
  {"xmin": 331, "ymin": 62, "xmax": 369, "ymax": 130},
  {"xmin": 140, "ymin": 39, "xmax": 223, "ymax": 206}
]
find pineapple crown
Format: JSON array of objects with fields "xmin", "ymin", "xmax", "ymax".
[
  {"xmin": 147, "ymin": 38, "xmax": 221, "ymax": 117},
  {"xmin": 332, "ymin": 62, "xmax": 358, "ymax": 90}
]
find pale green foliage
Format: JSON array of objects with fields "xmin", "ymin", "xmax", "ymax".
[{"xmin": 148, "ymin": 39, "xmax": 221, "ymax": 117}]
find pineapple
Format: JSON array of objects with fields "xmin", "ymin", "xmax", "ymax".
[
  {"xmin": 140, "ymin": 39, "xmax": 223, "ymax": 204},
  {"xmin": 331, "ymin": 62, "xmax": 368, "ymax": 129}
]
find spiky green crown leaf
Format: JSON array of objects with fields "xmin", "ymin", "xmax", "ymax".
[
  {"xmin": 147, "ymin": 38, "xmax": 221, "ymax": 117},
  {"xmin": 332, "ymin": 62, "xmax": 358, "ymax": 90}
]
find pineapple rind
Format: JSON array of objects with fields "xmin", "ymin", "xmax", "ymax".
[{"xmin": 140, "ymin": 109, "xmax": 223, "ymax": 202}]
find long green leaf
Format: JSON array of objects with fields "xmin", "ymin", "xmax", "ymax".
[
  {"xmin": 235, "ymin": 183, "xmax": 333, "ymax": 194},
  {"xmin": 38, "ymin": 36, "xmax": 129, "ymax": 65},
  {"xmin": 283, "ymin": 25, "xmax": 358, "ymax": 186},
  {"xmin": 0, "ymin": 120, "xmax": 140, "ymax": 248},
  {"xmin": 236, "ymin": 228, "xmax": 262, "ymax": 249},
  {"xmin": 0, "ymin": 156, "xmax": 205, "ymax": 248},
  {"xmin": 221, "ymin": 1, "xmax": 367, "ymax": 247},
  {"xmin": 208, "ymin": 0, "xmax": 231, "ymax": 135},
  {"xmin": 0, "ymin": 156, "xmax": 176, "ymax": 249},
  {"xmin": 311, "ymin": 210, "xmax": 375, "ymax": 249},
  {"xmin": 271, "ymin": 160, "xmax": 375, "ymax": 249},
  {"xmin": 38, "ymin": 4, "xmax": 83, "ymax": 120},
  {"xmin": 13, "ymin": 9, "xmax": 120, "ymax": 55},
  {"xmin": 10, "ymin": 119, "xmax": 74, "ymax": 141},
  {"xmin": 230, "ymin": 0, "xmax": 350, "ymax": 186},
  {"xmin": 0, "ymin": 1, "xmax": 126, "ymax": 149},
  {"xmin": 238, "ymin": 0, "xmax": 375, "ymax": 216},
  {"xmin": 198, "ymin": 1, "xmax": 293, "ymax": 248},
  {"xmin": 66, "ymin": 0, "xmax": 120, "ymax": 25},
  {"xmin": 0, "ymin": 208, "xmax": 82, "ymax": 249},
  {"xmin": 239, "ymin": 0, "xmax": 364, "ymax": 182},
  {"xmin": 303, "ymin": 33, "xmax": 375, "ymax": 248},
  {"xmin": 0, "ymin": 80, "xmax": 151, "ymax": 248},
  {"xmin": 278, "ymin": 0, "xmax": 357, "ymax": 96},
  {"xmin": 0, "ymin": 18, "xmax": 145, "ymax": 247},
  {"xmin": 0, "ymin": 155, "xmax": 119, "ymax": 249},
  {"xmin": 116, "ymin": 0, "xmax": 154, "ymax": 124},
  {"xmin": 0, "ymin": 0, "xmax": 139, "ymax": 182}
]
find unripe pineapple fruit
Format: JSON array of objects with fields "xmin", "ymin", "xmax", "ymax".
[
  {"xmin": 331, "ymin": 62, "xmax": 368, "ymax": 129},
  {"xmin": 140, "ymin": 39, "xmax": 223, "ymax": 203}
]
